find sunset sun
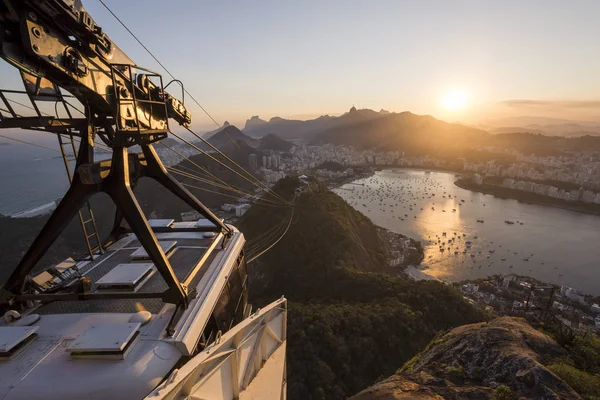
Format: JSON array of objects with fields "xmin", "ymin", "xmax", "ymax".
[{"xmin": 441, "ymin": 89, "xmax": 468, "ymax": 111}]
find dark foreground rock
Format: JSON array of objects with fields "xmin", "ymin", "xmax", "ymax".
[{"xmin": 351, "ymin": 317, "xmax": 581, "ymax": 400}]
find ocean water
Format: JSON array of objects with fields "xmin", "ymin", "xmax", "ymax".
[
  {"xmin": 0, "ymin": 132, "xmax": 116, "ymax": 216},
  {"xmin": 334, "ymin": 169, "xmax": 600, "ymax": 295},
  {"xmin": 0, "ymin": 134, "xmax": 70, "ymax": 216}
]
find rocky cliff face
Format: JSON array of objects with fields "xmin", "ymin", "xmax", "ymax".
[{"xmin": 351, "ymin": 317, "xmax": 581, "ymax": 400}]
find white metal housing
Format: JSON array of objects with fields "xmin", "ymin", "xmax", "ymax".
[{"xmin": 146, "ymin": 297, "xmax": 287, "ymax": 400}]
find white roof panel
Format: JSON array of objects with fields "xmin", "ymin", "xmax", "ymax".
[
  {"xmin": 53, "ymin": 257, "xmax": 76, "ymax": 273},
  {"xmin": 67, "ymin": 323, "xmax": 141, "ymax": 352},
  {"xmin": 0, "ymin": 326, "xmax": 38, "ymax": 352},
  {"xmin": 148, "ymin": 219, "xmax": 175, "ymax": 228},
  {"xmin": 131, "ymin": 240, "xmax": 177, "ymax": 260},
  {"xmin": 171, "ymin": 221, "xmax": 197, "ymax": 229},
  {"xmin": 96, "ymin": 263, "xmax": 155, "ymax": 287},
  {"xmin": 195, "ymin": 218, "xmax": 219, "ymax": 228}
]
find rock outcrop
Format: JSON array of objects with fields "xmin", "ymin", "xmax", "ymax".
[
  {"xmin": 351, "ymin": 317, "xmax": 581, "ymax": 399},
  {"xmin": 244, "ymin": 115, "xmax": 267, "ymax": 130}
]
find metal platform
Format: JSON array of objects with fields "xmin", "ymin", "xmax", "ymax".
[{"xmin": 37, "ymin": 231, "xmax": 217, "ymax": 315}]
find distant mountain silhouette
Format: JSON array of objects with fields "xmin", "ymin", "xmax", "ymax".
[
  {"xmin": 243, "ymin": 108, "xmax": 395, "ymax": 141},
  {"xmin": 242, "ymin": 108, "xmax": 488, "ymax": 155},
  {"xmin": 204, "ymin": 121, "xmax": 231, "ymax": 139},
  {"xmin": 311, "ymin": 109, "xmax": 489, "ymax": 155},
  {"xmin": 244, "ymin": 116, "xmax": 267, "ymax": 130},
  {"xmin": 198, "ymin": 124, "xmax": 257, "ymax": 150},
  {"xmin": 135, "ymin": 138, "xmax": 263, "ymax": 218},
  {"xmin": 487, "ymin": 124, "xmax": 600, "ymax": 138},
  {"xmin": 527, "ymin": 123, "xmax": 600, "ymax": 137},
  {"xmin": 161, "ymin": 137, "xmax": 179, "ymax": 147},
  {"xmin": 484, "ymin": 116, "xmax": 600, "ymax": 137},
  {"xmin": 489, "ymin": 126, "xmax": 546, "ymax": 135},
  {"xmin": 485, "ymin": 132, "xmax": 600, "ymax": 156},
  {"xmin": 487, "ymin": 116, "xmax": 594, "ymax": 127},
  {"xmin": 239, "ymin": 107, "xmax": 600, "ymax": 157},
  {"xmin": 243, "ymin": 114, "xmax": 337, "ymax": 140},
  {"xmin": 258, "ymin": 134, "xmax": 294, "ymax": 152}
]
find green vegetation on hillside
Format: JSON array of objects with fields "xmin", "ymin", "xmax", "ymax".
[
  {"xmin": 542, "ymin": 326, "xmax": 600, "ymax": 398},
  {"xmin": 493, "ymin": 385, "xmax": 516, "ymax": 400},
  {"xmin": 549, "ymin": 363, "xmax": 600, "ymax": 398},
  {"xmin": 0, "ymin": 195, "xmax": 116, "ymax": 285},
  {"xmin": 239, "ymin": 177, "xmax": 388, "ymax": 303},
  {"xmin": 238, "ymin": 177, "xmax": 488, "ymax": 400}
]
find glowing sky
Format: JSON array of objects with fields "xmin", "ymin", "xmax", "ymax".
[{"xmin": 1, "ymin": 0, "xmax": 599, "ymax": 129}]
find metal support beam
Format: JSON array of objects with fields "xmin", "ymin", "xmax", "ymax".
[
  {"xmin": 0, "ymin": 122, "xmax": 229, "ymax": 307},
  {"xmin": 141, "ymin": 144, "xmax": 230, "ymax": 235},
  {"xmin": 104, "ymin": 147, "xmax": 187, "ymax": 305},
  {"xmin": 2, "ymin": 169, "xmax": 97, "ymax": 295},
  {"xmin": 0, "ymin": 116, "xmax": 87, "ymax": 129}
]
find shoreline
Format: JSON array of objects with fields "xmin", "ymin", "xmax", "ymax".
[
  {"xmin": 331, "ymin": 166, "xmax": 600, "ymax": 218},
  {"xmin": 327, "ymin": 168, "xmax": 376, "ymax": 189},
  {"xmin": 404, "ymin": 265, "xmax": 440, "ymax": 281},
  {"xmin": 329, "ymin": 167, "xmax": 600, "ymax": 289},
  {"xmin": 330, "ymin": 168, "xmax": 442, "ymax": 281},
  {"xmin": 328, "ymin": 166, "xmax": 460, "ymax": 190},
  {"xmin": 376, "ymin": 226, "xmax": 425, "ymax": 268},
  {"xmin": 455, "ymin": 178, "xmax": 600, "ymax": 216}
]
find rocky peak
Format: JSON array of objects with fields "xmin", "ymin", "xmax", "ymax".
[
  {"xmin": 351, "ymin": 317, "xmax": 581, "ymax": 399},
  {"xmin": 244, "ymin": 115, "xmax": 267, "ymax": 130}
]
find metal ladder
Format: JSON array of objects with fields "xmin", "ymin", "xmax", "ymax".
[
  {"xmin": 1, "ymin": 73, "xmax": 104, "ymax": 260},
  {"xmin": 56, "ymin": 131, "xmax": 103, "ymax": 260},
  {"xmin": 45, "ymin": 92, "xmax": 104, "ymax": 260}
]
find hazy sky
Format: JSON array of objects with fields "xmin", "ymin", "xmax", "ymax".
[{"xmin": 2, "ymin": 0, "xmax": 600, "ymax": 129}]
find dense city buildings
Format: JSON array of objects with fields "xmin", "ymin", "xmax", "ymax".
[
  {"xmin": 458, "ymin": 274, "xmax": 600, "ymax": 334},
  {"xmin": 156, "ymin": 137, "xmax": 600, "ymax": 210},
  {"xmin": 248, "ymin": 154, "xmax": 258, "ymax": 172}
]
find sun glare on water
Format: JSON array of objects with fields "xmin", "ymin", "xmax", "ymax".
[{"xmin": 440, "ymin": 89, "xmax": 468, "ymax": 111}]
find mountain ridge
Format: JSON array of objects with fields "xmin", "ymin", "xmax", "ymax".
[
  {"xmin": 258, "ymin": 133, "xmax": 294, "ymax": 152},
  {"xmin": 244, "ymin": 115, "xmax": 267, "ymax": 130},
  {"xmin": 241, "ymin": 107, "xmax": 489, "ymax": 156},
  {"xmin": 311, "ymin": 110, "xmax": 489, "ymax": 155},
  {"xmin": 197, "ymin": 124, "xmax": 257, "ymax": 149}
]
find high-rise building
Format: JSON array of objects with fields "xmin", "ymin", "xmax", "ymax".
[
  {"xmin": 267, "ymin": 156, "xmax": 272, "ymax": 168},
  {"xmin": 262, "ymin": 155, "xmax": 267, "ymax": 167},
  {"xmin": 249, "ymin": 154, "xmax": 258, "ymax": 172}
]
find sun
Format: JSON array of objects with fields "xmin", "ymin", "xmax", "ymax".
[{"xmin": 440, "ymin": 89, "xmax": 468, "ymax": 111}]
